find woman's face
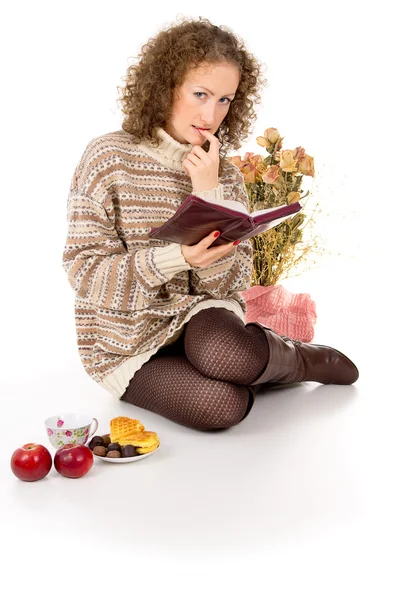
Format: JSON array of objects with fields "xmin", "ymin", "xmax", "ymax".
[{"xmin": 165, "ymin": 62, "xmax": 240, "ymax": 145}]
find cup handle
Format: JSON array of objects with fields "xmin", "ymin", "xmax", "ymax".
[{"xmin": 88, "ymin": 418, "xmax": 99, "ymax": 439}]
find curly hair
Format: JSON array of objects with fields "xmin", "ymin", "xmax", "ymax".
[{"xmin": 116, "ymin": 16, "xmax": 268, "ymax": 169}]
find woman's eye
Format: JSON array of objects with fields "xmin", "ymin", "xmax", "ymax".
[{"xmin": 194, "ymin": 92, "xmax": 231, "ymax": 104}]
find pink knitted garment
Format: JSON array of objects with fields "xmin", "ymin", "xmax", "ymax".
[{"xmin": 240, "ymin": 284, "xmax": 317, "ymax": 342}]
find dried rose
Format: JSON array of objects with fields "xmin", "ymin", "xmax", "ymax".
[
  {"xmin": 298, "ymin": 154, "xmax": 315, "ymax": 177},
  {"xmin": 229, "ymin": 155, "xmax": 243, "ymax": 168},
  {"xmin": 241, "ymin": 162, "xmax": 256, "ymax": 183},
  {"xmin": 256, "ymin": 127, "xmax": 282, "ymax": 151},
  {"xmin": 262, "ymin": 165, "xmax": 280, "ymax": 184},
  {"xmin": 293, "ymin": 146, "xmax": 306, "ymax": 162},
  {"xmin": 279, "ymin": 150, "xmax": 298, "ymax": 173}
]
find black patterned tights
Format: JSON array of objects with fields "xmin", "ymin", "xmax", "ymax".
[{"xmin": 120, "ymin": 308, "xmax": 269, "ymax": 431}]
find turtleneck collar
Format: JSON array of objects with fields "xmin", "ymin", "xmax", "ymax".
[{"xmin": 138, "ymin": 127, "xmax": 194, "ymax": 171}]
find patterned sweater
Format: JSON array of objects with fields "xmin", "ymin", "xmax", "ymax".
[{"xmin": 62, "ymin": 127, "xmax": 253, "ymax": 398}]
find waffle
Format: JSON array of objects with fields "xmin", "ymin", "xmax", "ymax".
[
  {"xmin": 117, "ymin": 430, "xmax": 159, "ymax": 448},
  {"xmin": 136, "ymin": 442, "xmax": 160, "ymax": 454},
  {"xmin": 110, "ymin": 416, "xmax": 145, "ymax": 443}
]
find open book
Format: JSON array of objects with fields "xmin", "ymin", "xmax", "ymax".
[{"xmin": 149, "ymin": 194, "xmax": 302, "ymax": 246}]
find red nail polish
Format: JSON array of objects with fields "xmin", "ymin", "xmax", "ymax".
[
  {"xmin": 233, "ymin": 239, "xmax": 241, "ymax": 245},
  {"xmin": 213, "ymin": 231, "xmax": 220, "ymax": 237}
]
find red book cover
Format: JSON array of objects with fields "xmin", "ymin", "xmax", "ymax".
[{"xmin": 149, "ymin": 194, "xmax": 302, "ymax": 246}]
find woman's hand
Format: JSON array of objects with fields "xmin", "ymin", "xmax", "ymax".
[
  {"xmin": 182, "ymin": 129, "xmax": 220, "ymax": 192},
  {"xmin": 181, "ymin": 130, "xmax": 238, "ymax": 268},
  {"xmin": 181, "ymin": 231, "xmax": 239, "ymax": 268}
]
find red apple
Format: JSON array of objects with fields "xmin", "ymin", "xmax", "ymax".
[
  {"xmin": 10, "ymin": 443, "xmax": 52, "ymax": 482},
  {"xmin": 54, "ymin": 443, "xmax": 93, "ymax": 478}
]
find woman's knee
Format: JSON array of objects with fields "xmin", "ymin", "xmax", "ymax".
[
  {"xmin": 184, "ymin": 308, "xmax": 265, "ymax": 383},
  {"xmin": 185, "ymin": 307, "xmax": 250, "ymax": 359},
  {"xmin": 189, "ymin": 385, "xmax": 251, "ymax": 431}
]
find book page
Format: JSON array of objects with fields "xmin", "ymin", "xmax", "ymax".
[
  {"xmin": 251, "ymin": 204, "xmax": 290, "ymax": 217},
  {"xmin": 204, "ymin": 197, "xmax": 248, "ymax": 215},
  {"xmin": 200, "ymin": 196, "xmax": 290, "ymax": 217}
]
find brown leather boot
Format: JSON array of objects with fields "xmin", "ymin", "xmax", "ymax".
[{"xmin": 249, "ymin": 324, "xmax": 359, "ymax": 386}]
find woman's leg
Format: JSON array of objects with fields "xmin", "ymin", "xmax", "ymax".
[
  {"xmin": 121, "ymin": 351, "xmax": 253, "ymax": 431},
  {"xmin": 184, "ymin": 307, "xmax": 269, "ymax": 384},
  {"xmin": 184, "ymin": 307, "xmax": 359, "ymax": 386}
]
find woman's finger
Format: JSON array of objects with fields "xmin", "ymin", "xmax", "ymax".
[
  {"xmin": 190, "ymin": 145, "xmax": 210, "ymax": 160},
  {"xmin": 186, "ymin": 153, "xmax": 201, "ymax": 166},
  {"xmin": 197, "ymin": 129, "xmax": 221, "ymax": 158}
]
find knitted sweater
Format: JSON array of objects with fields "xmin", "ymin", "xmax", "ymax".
[{"xmin": 62, "ymin": 127, "xmax": 253, "ymax": 398}]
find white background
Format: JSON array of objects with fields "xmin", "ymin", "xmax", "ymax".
[{"xmin": 1, "ymin": 1, "xmax": 397, "ymax": 598}]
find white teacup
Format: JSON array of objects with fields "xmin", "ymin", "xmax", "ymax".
[{"xmin": 44, "ymin": 413, "xmax": 99, "ymax": 449}]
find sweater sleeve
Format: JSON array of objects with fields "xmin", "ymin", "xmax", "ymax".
[
  {"xmin": 189, "ymin": 168, "xmax": 253, "ymax": 298},
  {"xmin": 62, "ymin": 191, "xmax": 190, "ymax": 312},
  {"xmin": 194, "ymin": 183, "xmax": 224, "ymax": 203}
]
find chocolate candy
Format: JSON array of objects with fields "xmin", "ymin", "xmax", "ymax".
[
  {"xmin": 121, "ymin": 445, "xmax": 138, "ymax": 458},
  {"xmin": 88, "ymin": 436, "xmax": 105, "ymax": 450},
  {"xmin": 102, "ymin": 434, "xmax": 111, "ymax": 447},
  {"xmin": 107, "ymin": 450, "xmax": 121, "ymax": 458},
  {"xmin": 107, "ymin": 442, "xmax": 121, "ymax": 453},
  {"xmin": 93, "ymin": 446, "xmax": 107, "ymax": 457}
]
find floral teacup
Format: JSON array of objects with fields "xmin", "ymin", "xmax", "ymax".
[{"xmin": 44, "ymin": 414, "xmax": 99, "ymax": 449}]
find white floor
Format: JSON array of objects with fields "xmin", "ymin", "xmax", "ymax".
[{"xmin": 2, "ymin": 257, "xmax": 397, "ymax": 599}]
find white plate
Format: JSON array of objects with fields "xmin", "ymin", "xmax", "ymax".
[
  {"xmin": 95, "ymin": 446, "xmax": 159, "ymax": 463},
  {"xmin": 89, "ymin": 433, "xmax": 159, "ymax": 463}
]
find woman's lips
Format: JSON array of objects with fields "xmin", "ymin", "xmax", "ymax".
[{"xmin": 193, "ymin": 126, "xmax": 210, "ymax": 131}]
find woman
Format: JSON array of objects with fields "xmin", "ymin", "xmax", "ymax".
[{"xmin": 62, "ymin": 17, "xmax": 358, "ymax": 431}]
